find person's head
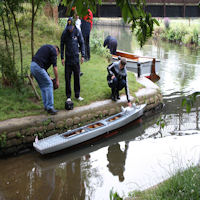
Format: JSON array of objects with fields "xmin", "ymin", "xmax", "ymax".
[
  {"xmin": 119, "ymin": 57, "xmax": 127, "ymax": 69},
  {"xmin": 67, "ymin": 17, "xmax": 74, "ymax": 32},
  {"xmin": 54, "ymin": 45, "xmax": 60, "ymax": 56}
]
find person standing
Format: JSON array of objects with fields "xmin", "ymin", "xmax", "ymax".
[
  {"xmin": 81, "ymin": 9, "xmax": 93, "ymax": 61},
  {"xmin": 30, "ymin": 44, "xmax": 60, "ymax": 115},
  {"xmin": 107, "ymin": 58, "xmax": 132, "ymax": 107},
  {"xmin": 103, "ymin": 35, "xmax": 118, "ymax": 55},
  {"xmin": 71, "ymin": 7, "xmax": 84, "ymax": 76},
  {"xmin": 60, "ymin": 17, "xmax": 85, "ymax": 102}
]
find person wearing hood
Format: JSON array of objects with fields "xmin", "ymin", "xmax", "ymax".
[{"xmin": 60, "ymin": 17, "xmax": 85, "ymax": 103}]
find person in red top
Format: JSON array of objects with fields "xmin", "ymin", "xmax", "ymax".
[
  {"xmin": 81, "ymin": 9, "xmax": 93, "ymax": 61},
  {"xmin": 83, "ymin": 9, "xmax": 93, "ymax": 30}
]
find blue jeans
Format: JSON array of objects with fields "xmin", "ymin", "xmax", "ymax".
[{"xmin": 30, "ymin": 61, "xmax": 54, "ymax": 110}]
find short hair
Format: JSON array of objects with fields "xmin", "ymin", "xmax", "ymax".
[
  {"xmin": 54, "ymin": 45, "xmax": 60, "ymax": 53},
  {"xmin": 120, "ymin": 57, "xmax": 127, "ymax": 66}
]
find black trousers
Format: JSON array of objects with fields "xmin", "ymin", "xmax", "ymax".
[
  {"xmin": 83, "ymin": 34, "xmax": 90, "ymax": 60},
  {"xmin": 109, "ymin": 77, "xmax": 126, "ymax": 96},
  {"xmin": 109, "ymin": 40, "xmax": 117, "ymax": 55},
  {"xmin": 65, "ymin": 63, "xmax": 80, "ymax": 98}
]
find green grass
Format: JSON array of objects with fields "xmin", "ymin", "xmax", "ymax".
[
  {"xmin": 0, "ymin": 8, "xmax": 142, "ymax": 121},
  {"xmin": 129, "ymin": 165, "xmax": 200, "ymax": 200},
  {"xmin": 0, "ymin": 53, "xmax": 142, "ymax": 121}
]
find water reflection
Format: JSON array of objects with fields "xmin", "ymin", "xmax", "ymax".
[{"xmin": 107, "ymin": 142, "xmax": 129, "ymax": 182}]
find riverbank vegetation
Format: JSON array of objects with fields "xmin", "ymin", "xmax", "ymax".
[
  {"xmin": 154, "ymin": 18, "xmax": 200, "ymax": 48},
  {"xmin": 0, "ymin": 4, "xmax": 142, "ymax": 121},
  {"xmin": 128, "ymin": 164, "xmax": 200, "ymax": 200}
]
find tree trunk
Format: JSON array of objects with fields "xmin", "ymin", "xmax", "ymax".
[
  {"xmin": 31, "ymin": 0, "xmax": 35, "ymax": 58},
  {"xmin": 5, "ymin": 3, "xmax": 15, "ymax": 66},
  {"xmin": 11, "ymin": 10, "xmax": 23, "ymax": 78}
]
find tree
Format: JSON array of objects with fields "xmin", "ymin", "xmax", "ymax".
[
  {"xmin": 61, "ymin": 0, "xmax": 159, "ymax": 47},
  {"xmin": 6, "ymin": 0, "xmax": 24, "ymax": 77},
  {"xmin": 0, "ymin": 0, "xmax": 17, "ymax": 86},
  {"xmin": 30, "ymin": 0, "xmax": 58, "ymax": 58}
]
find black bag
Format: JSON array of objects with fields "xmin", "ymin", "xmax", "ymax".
[
  {"xmin": 52, "ymin": 78, "xmax": 58, "ymax": 90},
  {"xmin": 107, "ymin": 74, "xmax": 113, "ymax": 88},
  {"xmin": 65, "ymin": 100, "xmax": 74, "ymax": 110},
  {"xmin": 107, "ymin": 63, "xmax": 114, "ymax": 88}
]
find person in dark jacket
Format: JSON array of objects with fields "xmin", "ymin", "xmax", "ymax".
[
  {"xmin": 103, "ymin": 35, "xmax": 118, "ymax": 55},
  {"xmin": 81, "ymin": 9, "xmax": 93, "ymax": 61},
  {"xmin": 107, "ymin": 58, "xmax": 132, "ymax": 107},
  {"xmin": 60, "ymin": 17, "xmax": 85, "ymax": 102},
  {"xmin": 30, "ymin": 44, "xmax": 60, "ymax": 115}
]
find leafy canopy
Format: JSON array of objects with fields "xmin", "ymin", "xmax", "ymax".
[{"xmin": 61, "ymin": 0, "xmax": 159, "ymax": 47}]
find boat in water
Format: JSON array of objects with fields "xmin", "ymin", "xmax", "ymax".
[
  {"xmin": 33, "ymin": 104, "xmax": 146, "ymax": 155},
  {"xmin": 112, "ymin": 50, "xmax": 160, "ymax": 82}
]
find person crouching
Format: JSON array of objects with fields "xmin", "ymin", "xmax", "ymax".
[{"xmin": 107, "ymin": 58, "xmax": 132, "ymax": 107}]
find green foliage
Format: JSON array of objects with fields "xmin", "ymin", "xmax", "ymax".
[
  {"xmin": 58, "ymin": 17, "xmax": 67, "ymax": 28},
  {"xmin": 110, "ymin": 189, "xmax": 123, "ymax": 200},
  {"xmin": 156, "ymin": 116, "xmax": 165, "ymax": 130},
  {"xmin": 154, "ymin": 19, "xmax": 200, "ymax": 47},
  {"xmin": 129, "ymin": 165, "xmax": 200, "ymax": 200},
  {"xmin": 61, "ymin": 0, "xmax": 159, "ymax": 47},
  {"xmin": 38, "ymin": 132, "xmax": 44, "ymax": 139},
  {"xmin": 90, "ymin": 30, "xmax": 111, "ymax": 60},
  {"xmin": 0, "ymin": 47, "xmax": 17, "ymax": 86},
  {"xmin": 61, "ymin": 0, "xmax": 102, "ymax": 18},
  {"xmin": 16, "ymin": 132, "xmax": 21, "ymax": 138},
  {"xmin": 0, "ymin": 133, "xmax": 7, "ymax": 148},
  {"xmin": 42, "ymin": 118, "xmax": 52, "ymax": 126},
  {"xmin": 182, "ymin": 92, "xmax": 200, "ymax": 113}
]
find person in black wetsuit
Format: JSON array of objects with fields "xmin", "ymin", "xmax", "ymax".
[{"xmin": 107, "ymin": 58, "xmax": 132, "ymax": 107}]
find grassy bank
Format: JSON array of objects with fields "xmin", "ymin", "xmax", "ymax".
[
  {"xmin": 0, "ymin": 8, "xmax": 142, "ymax": 121},
  {"xmin": 128, "ymin": 165, "xmax": 200, "ymax": 200},
  {"xmin": 154, "ymin": 18, "xmax": 200, "ymax": 48}
]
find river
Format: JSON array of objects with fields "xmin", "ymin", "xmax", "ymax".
[{"xmin": 1, "ymin": 25, "xmax": 200, "ymax": 200}]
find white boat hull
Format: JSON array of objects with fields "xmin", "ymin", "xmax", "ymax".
[
  {"xmin": 33, "ymin": 104, "xmax": 146, "ymax": 155},
  {"xmin": 112, "ymin": 50, "xmax": 160, "ymax": 77}
]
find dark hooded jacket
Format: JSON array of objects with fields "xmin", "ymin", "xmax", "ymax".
[{"xmin": 60, "ymin": 17, "xmax": 85, "ymax": 65}]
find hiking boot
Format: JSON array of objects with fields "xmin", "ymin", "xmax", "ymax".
[
  {"xmin": 111, "ymin": 95, "xmax": 116, "ymax": 101},
  {"xmin": 47, "ymin": 108, "xmax": 58, "ymax": 115},
  {"xmin": 116, "ymin": 91, "xmax": 120, "ymax": 100}
]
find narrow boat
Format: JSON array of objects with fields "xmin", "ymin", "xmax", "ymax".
[
  {"xmin": 112, "ymin": 50, "xmax": 160, "ymax": 82},
  {"xmin": 33, "ymin": 104, "xmax": 146, "ymax": 155}
]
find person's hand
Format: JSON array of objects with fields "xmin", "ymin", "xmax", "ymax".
[
  {"xmin": 127, "ymin": 101, "xmax": 132, "ymax": 107},
  {"xmin": 111, "ymin": 75, "xmax": 115, "ymax": 80},
  {"xmin": 62, "ymin": 59, "xmax": 65, "ymax": 66},
  {"xmin": 81, "ymin": 57, "xmax": 84, "ymax": 64},
  {"xmin": 56, "ymin": 79, "xmax": 59, "ymax": 88}
]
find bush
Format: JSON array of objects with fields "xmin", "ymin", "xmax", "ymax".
[
  {"xmin": 90, "ymin": 30, "xmax": 111, "ymax": 60},
  {"xmin": 0, "ymin": 47, "xmax": 18, "ymax": 87}
]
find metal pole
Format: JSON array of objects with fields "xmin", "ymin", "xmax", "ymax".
[{"xmin": 137, "ymin": 62, "xmax": 141, "ymax": 78}]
